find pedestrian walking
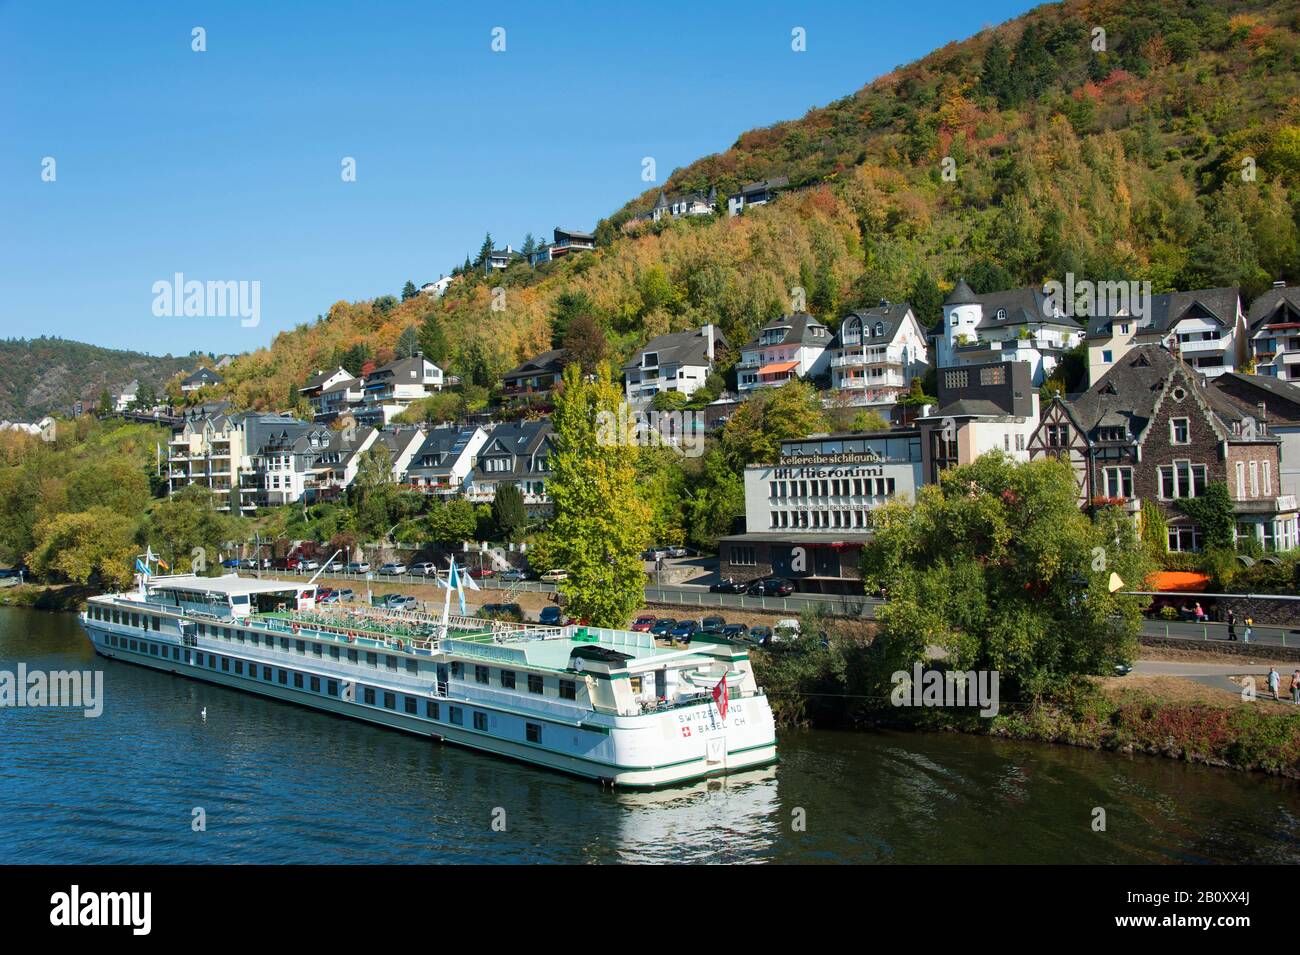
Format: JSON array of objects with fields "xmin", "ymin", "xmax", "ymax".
[
  {"xmin": 1268, "ymin": 667, "xmax": 1281, "ymax": 701},
  {"xmin": 1244, "ymin": 616, "xmax": 1253, "ymax": 644},
  {"xmin": 1226, "ymin": 608, "xmax": 1236, "ymax": 641},
  {"xmin": 1290, "ymin": 670, "xmax": 1300, "ymax": 704}
]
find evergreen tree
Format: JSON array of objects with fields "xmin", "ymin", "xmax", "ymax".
[
  {"xmin": 909, "ymin": 270, "xmax": 944, "ymax": 330},
  {"xmin": 491, "ymin": 483, "xmax": 527, "ymax": 542},
  {"xmin": 401, "ymin": 281, "xmax": 418, "ymax": 301},
  {"xmin": 396, "ymin": 325, "xmax": 420, "ymax": 358}
]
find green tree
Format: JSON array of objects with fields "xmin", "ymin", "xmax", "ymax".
[
  {"xmin": 147, "ymin": 484, "xmax": 246, "ymax": 573},
  {"xmin": 422, "ymin": 498, "xmax": 477, "ymax": 544},
  {"xmin": 28, "ymin": 505, "xmax": 138, "ymax": 587},
  {"xmin": 352, "ymin": 444, "xmax": 397, "ymax": 540},
  {"xmin": 561, "ymin": 312, "xmax": 608, "ymax": 374},
  {"xmin": 718, "ymin": 379, "xmax": 827, "ymax": 468},
  {"xmin": 401, "ymin": 281, "xmax": 418, "ymax": 301},
  {"xmin": 396, "ymin": 325, "xmax": 420, "ymax": 359},
  {"xmin": 863, "ymin": 454, "xmax": 1149, "ymax": 701},
  {"xmin": 491, "ymin": 483, "xmax": 528, "ymax": 542},
  {"xmin": 548, "ymin": 362, "xmax": 651, "ymax": 626}
]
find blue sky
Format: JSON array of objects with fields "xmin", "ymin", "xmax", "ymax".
[{"xmin": 0, "ymin": 0, "xmax": 1037, "ymax": 356}]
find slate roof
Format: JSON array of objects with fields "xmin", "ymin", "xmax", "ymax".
[
  {"xmin": 301, "ymin": 367, "xmax": 350, "ymax": 391},
  {"xmin": 624, "ymin": 327, "xmax": 726, "ymax": 371},
  {"xmin": 182, "ymin": 367, "xmax": 223, "ymax": 387},
  {"xmin": 955, "ymin": 285, "xmax": 1082, "ymax": 330},
  {"xmin": 831, "ymin": 302, "xmax": 916, "ymax": 347},
  {"xmin": 742, "ymin": 312, "xmax": 830, "ymax": 349},
  {"xmin": 1248, "ymin": 285, "xmax": 1300, "ymax": 330},
  {"xmin": 1062, "ymin": 345, "xmax": 1178, "ymax": 441},
  {"xmin": 503, "ymin": 349, "xmax": 567, "ymax": 382},
  {"xmin": 1085, "ymin": 287, "xmax": 1241, "ymax": 338},
  {"xmin": 943, "ymin": 278, "xmax": 978, "ymax": 306},
  {"xmin": 474, "ymin": 419, "xmax": 554, "ymax": 481},
  {"xmin": 410, "ymin": 427, "xmax": 481, "ymax": 470}
]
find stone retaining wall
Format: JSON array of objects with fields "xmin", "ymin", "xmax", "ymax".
[{"xmin": 1140, "ymin": 635, "xmax": 1300, "ymax": 663}]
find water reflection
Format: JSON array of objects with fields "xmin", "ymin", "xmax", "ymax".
[{"xmin": 1, "ymin": 606, "xmax": 1296, "ymax": 864}]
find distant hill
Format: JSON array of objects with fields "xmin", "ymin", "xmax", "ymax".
[
  {"xmin": 0, "ymin": 338, "xmax": 204, "ymax": 419},
  {"xmin": 181, "ymin": 0, "xmax": 1300, "ymax": 410}
]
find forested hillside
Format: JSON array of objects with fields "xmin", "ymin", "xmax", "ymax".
[
  {"xmin": 0, "ymin": 338, "xmax": 201, "ymax": 419},
  {"xmin": 196, "ymin": 0, "xmax": 1300, "ymax": 410}
]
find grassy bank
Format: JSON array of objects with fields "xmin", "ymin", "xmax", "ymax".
[
  {"xmin": 0, "ymin": 582, "xmax": 91, "ymax": 612},
  {"xmin": 751, "ymin": 637, "xmax": 1300, "ymax": 779}
]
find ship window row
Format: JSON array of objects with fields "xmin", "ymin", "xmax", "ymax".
[
  {"xmin": 189, "ymin": 623, "xmax": 423, "ymax": 674},
  {"xmin": 453, "ymin": 662, "xmax": 575, "ymax": 700},
  {"xmin": 104, "ymin": 631, "xmax": 557, "ymax": 747},
  {"xmin": 90, "ymin": 605, "xmax": 162, "ymax": 631}
]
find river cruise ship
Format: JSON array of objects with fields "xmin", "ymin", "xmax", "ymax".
[{"xmin": 79, "ymin": 573, "xmax": 778, "ymax": 788}]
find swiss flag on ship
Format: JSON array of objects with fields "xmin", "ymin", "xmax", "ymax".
[{"xmin": 712, "ymin": 676, "xmax": 728, "ymax": 721}]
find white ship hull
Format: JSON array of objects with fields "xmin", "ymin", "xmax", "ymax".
[{"xmin": 81, "ymin": 608, "xmax": 778, "ymax": 788}]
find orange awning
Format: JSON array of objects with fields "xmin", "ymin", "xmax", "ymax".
[
  {"xmin": 758, "ymin": 360, "xmax": 799, "ymax": 376},
  {"xmin": 1146, "ymin": 571, "xmax": 1211, "ymax": 592}
]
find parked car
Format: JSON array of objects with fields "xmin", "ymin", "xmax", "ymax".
[
  {"xmin": 642, "ymin": 547, "xmax": 670, "ymax": 561},
  {"xmin": 297, "ymin": 558, "xmax": 320, "ymax": 572},
  {"xmin": 747, "ymin": 577, "xmax": 795, "ymax": 597},
  {"xmin": 376, "ymin": 593, "xmax": 416, "ymax": 611},
  {"xmin": 540, "ymin": 569, "xmax": 568, "ymax": 583},
  {"xmin": 710, "ymin": 578, "xmax": 749, "ymax": 594},
  {"xmin": 468, "ymin": 566, "xmax": 496, "ymax": 579},
  {"xmin": 345, "ymin": 561, "xmax": 371, "ymax": 574},
  {"xmin": 378, "ymin": 562, "xmax": 408, "ymax": 576},
  {"xmin": 630, "ymin": 614, "xmax": 657, "ymax": 632},
  {"xmin": 0, "ymin": 567, "xmax": 22, "ymax": 579},
  {"xmin": 480, "ymin": 603, "xmax": 523, "ymax": 622},
  {"xmin": 721, "ymin": 623, "xmax": 749, "ymax": 639},
  {"xmin": 747, "ymin": 626, "xmax": 773, "ymax": 646},
  {"xmin": 317, "ymin": 591, "xmax": 340, "ymax": 605},
  {"xmin": 237, "ymin": 558, "xmax": 258, "ymax": 570},
  {"xmin": 669, "ymin": 621, "xmax": 696, "ymax": 641},
  {"xmin": 335, "ymin": 588, "xmax": 355, "ymax": 602},
  {"xmin": 321, "ymin": 557, "xmax": 343, "ymax": 571},
  {"xmin": 650, "ymin": 618, "xmax": 678, "ymax": 636},
  {"xmin": 410, "ymin": 561, "xmax": 438, "ymax": 576},
  {"xmin": 499, "ymin": 568, "xmax": 531, "ymax": 582},
  {"xmin": 220, "ymin": 558, "xmax": 241, "ymax": 569},
  {"xmin": 665, "ymin": 546, "xmax": 689, "ymax": 558},
  {"xmin": 701, "ymin": 615, "xmax": 727, "ymax": 632},
  {"xmin": 539, "ymin": 606, "xmax": 566, "ymax": 626}
]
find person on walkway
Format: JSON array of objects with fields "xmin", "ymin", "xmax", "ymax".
[
  {"xmin": 1244, "ymin": 617, "xmax": 1253, "ymax": 644},
  {"xmin": 1194, "ymin": 601, "xmax": 1207, "ymax": 622},
  {"xmin": 1226, "ymin": 608, "xmax": 1237, "ymax": 641},
  {"xmin": 1290, "ymin": 670, "xmax": 1300, "ymax": 704},
  {"xmin": 1269, "ymin": 667, "xmax": 1281, "ymax": 701}
]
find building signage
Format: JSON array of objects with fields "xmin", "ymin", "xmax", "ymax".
[
  {"xmin": 772, "ymin": 463, "xmax": 885, "ymax": 480},
  {"xmin": 781, "ymin": 450, "xmax": 885, "ymax": 466}
]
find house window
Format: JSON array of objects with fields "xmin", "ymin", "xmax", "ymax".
[
  {"xmin": 1250, "ymin": 460, "xmax": 1259, "ymax": 497},
  {"xmin": 1102, "ymin": 467, "xmax": 1133, "ymax": 499},
  {"xmin": 1158, "ymin": 462, "xmax": 1207, "ymax": 499},
  {"xmin": 1237, "ymin": 461, "xmax": 1246, "ymax": 499},
  {"xmin": 1102, "ymin": 350, "xmax": 1113, "ymax": 363},
  {"xmin": 730, "ymin": 545, "xmax": 756, "ymax": 567},
  {"xmin": 1168, "ymin": 524, "xmax": 1202, "ymax": 553},
  {"xmin": 1264, "ymin": 461, "xmax": 1272, "ymax": 496},
  {"xmin": 1170, "ymin": 418, "xmax": 1190, "ymax": 445}
]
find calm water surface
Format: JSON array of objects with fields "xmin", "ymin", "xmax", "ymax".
[{"xmin": 1, "ymin": 606, "xmax": 1297, "ymax": 864}]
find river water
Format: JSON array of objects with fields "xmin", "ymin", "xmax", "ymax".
[{"xmin": 1, "ymin": 606, "xmax": 1297, "ymax": 864}]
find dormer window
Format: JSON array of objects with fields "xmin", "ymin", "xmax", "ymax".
[
  {"xmin": 642, "ymin": 352, "xmax": 658, "ymax": 368},
  {"xmin": 995, "ymin": 308, "xmax": 1007, "ymax": 321},
  {"xmin": 874, "ymin": 322, "xmax": 884, "ymax": 337}
]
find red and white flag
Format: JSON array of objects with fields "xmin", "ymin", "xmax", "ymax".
[{"xmin": 712, "ymin": 675, "xmax": 728, "ymax": 721}]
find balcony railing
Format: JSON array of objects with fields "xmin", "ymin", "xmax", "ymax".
[{"xmin": 1177, "ymin": 339, "xmax": 1227, "ymax": 354}]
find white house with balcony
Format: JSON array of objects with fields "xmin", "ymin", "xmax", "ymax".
[
  {"xmin": 936, "ymin": 279, "xmax": 1085, "ymax": 387},
  {"xmin": 622, "ymin": 325, "xmax": 724, "ymax": 405},
  {"xmin": 1087, "ymin": 286, "xmax": 1245, "ymax": 387},
  {"xmin": 357, "ymin": 353, "xmax": 443, "ymax": 425},
  {"xmin": 829, "ymin": 303, "xmax": 929, "ymax": 409},
  {"xmin": 736, "ymin": 312, "xmax": 832, "ymax": 394},
  {"xmin": 404, "ymin": 426, "xmax": 489, "ymax": 497},
  {"xmin": 1248, "ymin": 283, "xmax": 1300, "ymax": 382},
  {"xmin": 466, "ymin": 419, "xmax": 555, "ymax": 516}
]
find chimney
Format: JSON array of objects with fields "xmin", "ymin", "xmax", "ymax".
[
  {"xmin": 1258, "ymin": 401, "xmax": 1267, "ymax": 423},
  {"xmin": 705, "ymin": 324, "xmax": 715, "ymax": 361}
]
